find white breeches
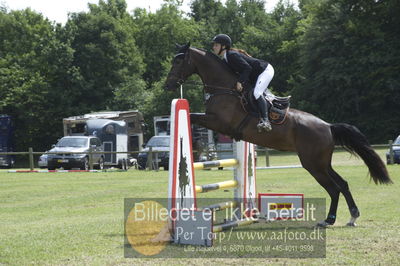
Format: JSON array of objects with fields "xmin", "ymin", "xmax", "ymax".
[{"xmin": 253, "ymin": 64, "xmax": 274, "ymax": 99}]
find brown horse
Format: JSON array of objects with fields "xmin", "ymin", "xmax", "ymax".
[{"xmin": 165, "ymin": 43, "xmax": 392, "ymax": 227}]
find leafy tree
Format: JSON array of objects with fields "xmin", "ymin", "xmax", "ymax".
[
  {"xmin": 133, "ymin": 2, "xmax": 203, "ymax": 84},
  {"xmin": 65, "ymin": 0, "xmax": 146, "ymax": 112},
  {"xmin": 0, "ymin": 0, "xmax": 147, "ymax": 151},
  {"xmin": 190, "ymin": 0, "xmax": 267, "ymax": 46},
  {"xmin": 132, "ymin": 2, "xmax": 206, "ymax": 137},
  {"xmin": 236, "ymin": 1, "xmax": 301, "ymax": 95},
  {"xmin": 2, "ymin": 0, "xmax": 399, "ymax": 151},
  {"xmin": 292, "ymin": 0, "xmax": 400, "ymax": 142},
  {"xmin": 0, "ymin": 8, "xmax": 76, "ymax": 151},
  {"xmin": 189, "ymin": 0, "xmax": 301, "ymax": 95}
]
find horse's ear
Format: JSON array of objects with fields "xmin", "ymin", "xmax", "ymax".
[
  {"xmin": 176, "ymin": 42, "xmax": 190, "ymax": 53},
  {"xmin": 178, "ymin": 42, "xmax": 190, "ymax": 53}
]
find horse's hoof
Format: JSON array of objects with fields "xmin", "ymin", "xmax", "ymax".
[
  {"xmin": 347, "ymin": 216, "xmax": 358, "ymax": 227},
  {"xmin": 346, "ymin": 222, "xmax": 357, "ymax": 227},
  {"xmin": 316, "ymin": 221, "xmax": 331, "ymax": 228}
]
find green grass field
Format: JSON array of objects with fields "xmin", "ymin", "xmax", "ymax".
[{"xmin": 1, "ymin": 149, "xmax": 399, "ymax": 265}]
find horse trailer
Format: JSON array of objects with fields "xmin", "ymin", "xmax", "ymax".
[{"xmin": 85, "ymin": 119, "xmax": 128, "ymax": 168}]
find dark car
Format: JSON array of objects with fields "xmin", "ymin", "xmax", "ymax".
[
  {"xmin": 47, "ymin": 136, "xmax": 104, "ymax": 170},
  {"xmin": 138, "ymin": 136, "xmax": 170, "ymax": 170},
  {"xmin": 386, "ymin": 135, "xmax": 400, "ymax": 164}
]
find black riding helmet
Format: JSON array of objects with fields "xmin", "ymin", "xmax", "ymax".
[{"xmin": 212, "ymin": 34, "xmax": 232, "ymax": 49}]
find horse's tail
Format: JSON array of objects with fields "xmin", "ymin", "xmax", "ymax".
[{"xmin": 330, "ymin": 123, "xmax": 392, "ymax": 184}]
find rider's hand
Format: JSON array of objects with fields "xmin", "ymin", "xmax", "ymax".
[{"xmin": 236, "ymin": 82, "xmax": 243, "ymax": 92}]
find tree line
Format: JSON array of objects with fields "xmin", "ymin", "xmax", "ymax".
[{"xmin": 1, "ymin": 0, "xmax": 399, "ymax": 151}]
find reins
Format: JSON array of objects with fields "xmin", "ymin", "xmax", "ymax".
[
  {"xmin": 173, "ymin": 48, "xmax": 248, "ymax": 110},
  {"xmin": 203, "ymin": 84, "xmax": 234, "ymax": 91},
  {"xmin": 203, "ymin": 84, "xmax": 248, "ymax": 113},
  {"xmin": 170, "ymin": 47, "xmax": 252, "ymax": 141}
]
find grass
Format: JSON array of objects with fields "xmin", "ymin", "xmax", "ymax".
[
  {"xmin": 0, "ymin": 149, "xmax": 399, "ymax": 265},
  {"xmin": 256, "ymin": 147, "xmax": 389, "ymax": 167}
]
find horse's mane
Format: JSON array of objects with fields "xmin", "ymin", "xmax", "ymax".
[{"xmin": 190, "ymin": 47, "xmax": 236, "ymax": 77}]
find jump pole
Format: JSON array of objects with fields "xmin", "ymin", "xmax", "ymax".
[{"xmin": 193, "ymin": 158, "xmax": 238, "ymax": 170}]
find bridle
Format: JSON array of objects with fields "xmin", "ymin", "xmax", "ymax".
[
  {"xmin": 169, "ymin": 52, "xmax": 191, "ymax": 86},
  {"xmin": 169, "ymin": 49, "xmax": 242, "ymax": 102},
  {"xmin": 167, "ymin": 46, "xmax": 250, "ymax": 139}
]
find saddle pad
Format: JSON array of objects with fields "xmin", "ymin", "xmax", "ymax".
[{"xmin": 269, "ymin": 106, "xmax": 288, "ymax": 125}]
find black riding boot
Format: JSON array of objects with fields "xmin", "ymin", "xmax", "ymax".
[{"xmin": 256, "ymin": 97, "xmax": 272, "ymax": 132}]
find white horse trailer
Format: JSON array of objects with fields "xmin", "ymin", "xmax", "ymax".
[{"xmin": 86, "ymin": 119, "xmax": 128, "ymax": 169}]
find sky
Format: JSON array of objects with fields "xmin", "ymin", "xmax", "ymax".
[{"xmin": 0, "ymin": 0, "xmax": 284, "ymax": 24}]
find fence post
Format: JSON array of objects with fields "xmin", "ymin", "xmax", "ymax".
[
  {"xmin": 88, "ymin": 147, "xmax": 94, "ymax": 170},
  {"xmin": 146, "ymin": 147, "xmax": 153, "ymax": 170},
  {"xmin": 154, "ymin": 152, "xmax": 159, "ymax": 171},
  {"xmin": 29, "ymin": 147, "xmax": 34, "ymax": 170},
  {"xmin": 265, "ymin": 147, "xmax": 270, "ymax": 167},
  {"xmin": 388, "ymin": 140, "xmax": 394, "ymax": 165}
]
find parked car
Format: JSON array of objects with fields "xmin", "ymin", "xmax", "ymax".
[
  {"xmin": 47, "ymin": 136, "xmax": 104, "ymax": 170},
  {"xmin": 38, "ymin": 152, "xmax": 48, "ymax": 168},
  {"xmin": 138, "ymin": 136, "xmax": 170, "ymax": 170},
  {"xmin": 386, "ymin": 135, "xmax": 400, "ymax": 164},
  {"xmin": 0, "ymin": 150, "xmax": 14, "ymax": 168}
]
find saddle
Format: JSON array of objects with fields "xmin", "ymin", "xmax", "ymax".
[
  {"xmin": 203, "ymin": 87, "xmax": 291, "ymax": 141},
  {"xmin": 244, "ymin": 90, "xmax": 290, "ymax": 125}
]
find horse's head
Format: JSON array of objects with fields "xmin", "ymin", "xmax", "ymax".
[{"xmin": 165, "ymin": 42, "xmax": 196, "ymax": 91}]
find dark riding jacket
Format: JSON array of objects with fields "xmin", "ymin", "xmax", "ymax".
[{"xmin": 224, "ymin": 49, "xmax": 269, "ymax": 87}]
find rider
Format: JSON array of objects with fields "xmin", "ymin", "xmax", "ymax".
[{"xmin": 211, "ymin": 34, "xmax": 274, "ymax": 132}]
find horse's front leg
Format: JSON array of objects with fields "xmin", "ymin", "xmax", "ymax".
[{"xmin": 190, "ymin": 113, "xmax": 226, "ymax": 133}]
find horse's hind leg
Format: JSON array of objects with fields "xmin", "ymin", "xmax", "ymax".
[
  {"xmin": 304, "ymin": 166, "xmax": 341, "ymax": 227},
  {"xmin": 300, "ymin": 153, "xmax": 360, "ymax": 226},
  {"xmin": 297, "ymin": 144, "xmax": 344, "ymax": 227},
  {"xmin": 328, "ymin": 166, "xmax": 360, "ymax": 226}
]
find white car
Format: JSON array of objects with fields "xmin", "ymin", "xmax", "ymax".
[{"xmin": 38, "ymin": 153, "xmax": 48, "ymax": 168}]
